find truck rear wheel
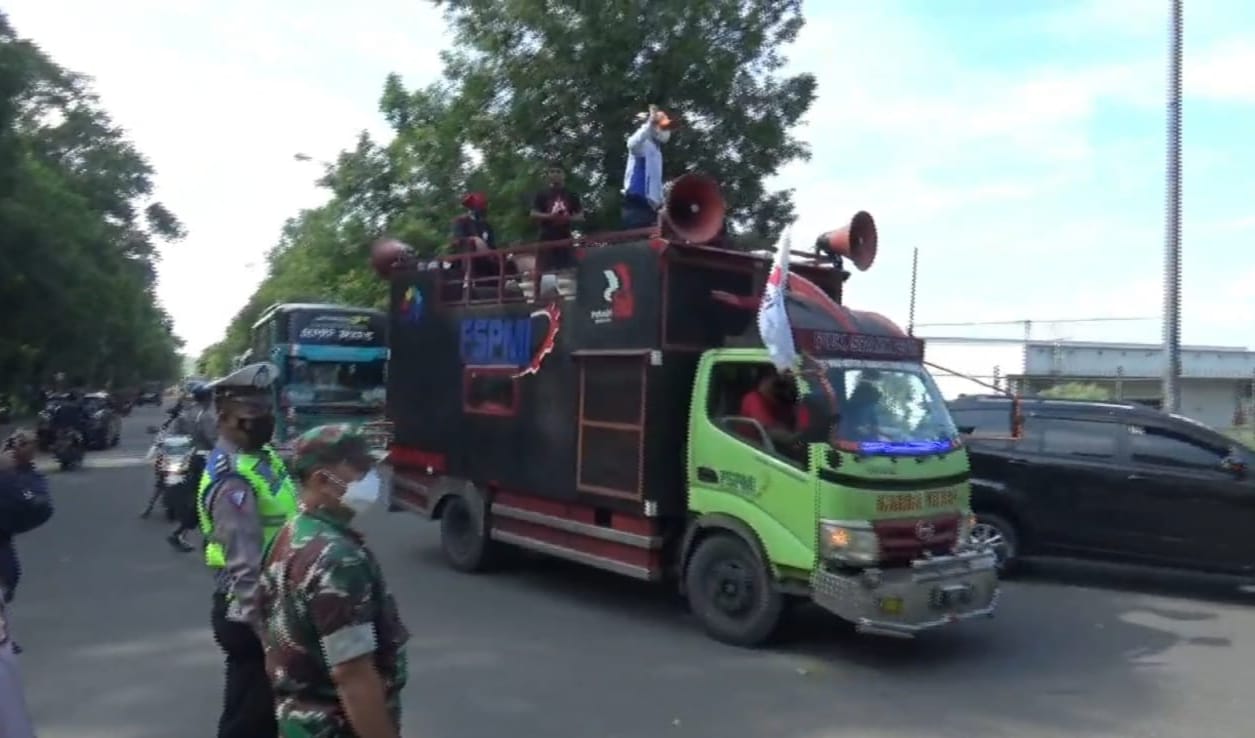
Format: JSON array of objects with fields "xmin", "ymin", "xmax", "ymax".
[
  {"xmin": 685, "ymin": 533, "xmax": 783, "ymax": 647},
  {"xmin": 439, "ymin": 495, "xmax": 497, "ymax": 573}
]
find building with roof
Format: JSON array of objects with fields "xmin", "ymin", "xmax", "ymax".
[{"xmin": 1008, "ymin": 340, "xmax": 1255, "ymax": 429}]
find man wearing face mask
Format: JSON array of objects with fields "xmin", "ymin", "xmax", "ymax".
[
  {"xmin": 195, "ymin": 362, "xmax": 298, "ymax": 738},
  {"xmin": 621, "ymin": 104, "xmax": 674, "ymax": 229},
  {"xmin": 259, "ymin": 425, "xmax": 409, "ymax": 738}
]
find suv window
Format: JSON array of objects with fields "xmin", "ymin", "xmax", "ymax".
[
  {"xmin": 1128, "ymin": 425, "xmax": 1227, "ymax": 469},
  {"xmin": 1037, "ymin": 418, "xmax": 1118, "ymax": 459},
  {"xmin": 950, "ymin": 406, "xmax": 1009, "ymax": 435}
]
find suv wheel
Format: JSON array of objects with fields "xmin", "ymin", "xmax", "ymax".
[{"xmin": 971, "ymin": 512, "xmax": 1021, "ymax": 575}]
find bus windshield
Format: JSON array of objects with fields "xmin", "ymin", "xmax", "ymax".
[
  {"xmin": 816, "ymin": 360, "xmax": 959, "ymax": 454},
  {"xmin": 285, "ymin": 359, "xmax": 386, "ymax": 405}
]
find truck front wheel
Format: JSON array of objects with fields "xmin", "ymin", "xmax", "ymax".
[
  {"xmin": 685, "ymin": 533, "xmax": 783, "ymax": 647},
  {"xmin": 439, "ymin": 495, "xmax": 497, "ymax": 573}
]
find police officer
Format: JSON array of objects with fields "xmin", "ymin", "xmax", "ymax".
[{"xmin": 195, "ymin": 362, "xmax": 297, "ymax": 738}]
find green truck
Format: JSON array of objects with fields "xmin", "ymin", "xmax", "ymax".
[{"xmin": 378, "ymin": 177, "xmax": 998, "ymax": 645}]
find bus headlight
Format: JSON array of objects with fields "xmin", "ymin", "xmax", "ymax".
[{"xmin": 819, "ymin": 520, "xmax": 880, "ymax": 565}]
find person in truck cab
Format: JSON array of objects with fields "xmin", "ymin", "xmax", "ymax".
[
  {"xmin": 739, "ymin": 366, "xmax": 802, "ymax": 450},
  {"xmin": 838, "ymin": 374, "xmax": 885, "ymax": 442}
]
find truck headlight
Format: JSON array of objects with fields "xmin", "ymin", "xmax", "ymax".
[{"xmin": 820, "ymin": 520, "xmax": 880, "ymax": 565}]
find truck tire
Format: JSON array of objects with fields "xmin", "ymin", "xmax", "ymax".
[
  {"xmin": 439, "ymin": 495, "xmax": 497, "ymax": 573},
  {"xmin": 685, "ymin": 533, "xmax": 783, "ymax": 647}
]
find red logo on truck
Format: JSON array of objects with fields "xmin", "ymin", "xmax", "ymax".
[{"xmin": 592, "ymin": 263, "xmax": 634, "ymax": 324}]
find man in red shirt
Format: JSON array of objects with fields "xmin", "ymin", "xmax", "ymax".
[{"xmin": 738, "ymin": 366, "xmax": 801, "ymax": 449}]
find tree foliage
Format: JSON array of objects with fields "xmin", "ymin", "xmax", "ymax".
[
  {"xmin": 0, "ymin": 13, "xmax": 185, "ymax": 408},
  {"xmin": 199, "ymin": 0, "xmax": 815, "ymax": 372},
  {"xmin": 1039, "ymin": 382, "xmax": 1113, "ymax": 401}
]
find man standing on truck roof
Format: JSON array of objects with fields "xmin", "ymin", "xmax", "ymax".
[
  {"xmin": 530, "ymin": 161, "xmax": 584, "ymax": 272},
  {"xmin": 452, "ymin": 191, "xmax": 515, "ymax": 293},
  {"xmin": 621, "ymin": 104, "xmax": 673, "ymax": 229},
  {"xmin": 195, "ymin": 361, "xmax": 298, "ymax": 738},
  {"xmin": 259, "ymin": 424, "xmax": 409, "ymax": 738}
]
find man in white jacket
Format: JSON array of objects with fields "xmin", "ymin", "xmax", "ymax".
[{"xmin": 621, "ymin": 105, "xmax": 673, "ymax": 228}]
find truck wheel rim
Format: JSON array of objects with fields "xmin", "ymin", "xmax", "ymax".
[
  {"xmin": 970, "ymin": 523, "xmax": 1010, "ymax": 562},
  {"xmin": 708, "ymin": 559, "xmax": 755, "ymax": 616}
]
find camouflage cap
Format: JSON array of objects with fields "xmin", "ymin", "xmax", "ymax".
[{"xmin": 291, "ymin": 424, "xmax": 375, "ymax": 480}]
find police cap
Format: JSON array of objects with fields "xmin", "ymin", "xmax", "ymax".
[{"xmin": 207, "ymin": 362, "xmax": 278, "ymax": 410}]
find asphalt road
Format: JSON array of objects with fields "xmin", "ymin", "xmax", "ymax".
[{"xmin": 10, "ymin": 407, "xmax": 1255, "ymax": 737}]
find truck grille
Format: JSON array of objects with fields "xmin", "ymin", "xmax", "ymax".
[{"xmin": 872, "ymin": 513, "xmax": 960, "ymax": 566}]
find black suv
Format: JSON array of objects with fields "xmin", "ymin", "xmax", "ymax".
[{"xmin": 949, "ymin": 395, "xmax": 1255, "ymax": 575}]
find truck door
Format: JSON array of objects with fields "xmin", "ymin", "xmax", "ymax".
[{"xmin": 688, "ymin": 358, "xmax": 817, "ymax": 571}]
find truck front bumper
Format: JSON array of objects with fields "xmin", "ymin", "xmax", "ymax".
[{"xmin": 810, "ymin": 548, "xmax": 999, "ymax": 637}]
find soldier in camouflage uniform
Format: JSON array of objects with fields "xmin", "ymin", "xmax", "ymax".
[{"xmin": 259, "ymin": 424, "xmax": 409, "ymax": 738}]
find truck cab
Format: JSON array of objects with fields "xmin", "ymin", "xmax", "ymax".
[{"xmin": 378, "ymin": 174, "xmax": 997, "ymax": 646}]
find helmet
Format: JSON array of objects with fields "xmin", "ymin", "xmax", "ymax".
[{"xmin": 188, "ymin": 382, "xmax": 212, "ymax": 402}]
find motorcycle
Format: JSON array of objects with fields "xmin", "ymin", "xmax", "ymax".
[
  {"xmin": 52, "ymin": 426, "xmax": 85, "ymax": 470},
  {"xmin": 142, "ymin": 433, "xmax": 205, "ymax": 521}
]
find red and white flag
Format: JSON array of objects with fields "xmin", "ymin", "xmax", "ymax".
[{"xmin": 757, "ymin": 227, "xmax": 798, "ymax": 372}]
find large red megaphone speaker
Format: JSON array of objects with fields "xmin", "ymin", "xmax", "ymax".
[
  {"xmin": 662, "ymin": 173, "xmax": 726, "ymax": 243},
  {"xmin": 815, "ymin": 211, "xmax": 877, "ymax": 271}
]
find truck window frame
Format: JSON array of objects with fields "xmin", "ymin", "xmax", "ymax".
[
  {"xmin": 462, "ymin": 366, "xmax": 519, "ymax": 417},
  {"xmin": 706, "ymin": 359, "xmax": 807, "ymax": 469}
]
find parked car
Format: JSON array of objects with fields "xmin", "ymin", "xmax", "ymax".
[
  {"xmin": 82, "ymin": 391, "xmax": 122, "ymax": 449},
  {"xmin": 949, "ymin": 394, "xmax": 1255, "ymax": 576}
]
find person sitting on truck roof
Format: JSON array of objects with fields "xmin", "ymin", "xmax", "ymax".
[
  {"xmin": 530, "ymin": 162, "xmax": 584, "ymax": 272},
  {"xmin": 739, "ymin": 365, "xmax": 801, "ymax": 450}
]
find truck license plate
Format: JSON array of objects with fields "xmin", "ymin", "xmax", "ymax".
[{"xmin": 931, "ymin": 584, "xmax": 973, "ymax": 609}]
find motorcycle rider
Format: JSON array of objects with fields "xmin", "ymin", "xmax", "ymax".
[{"xmin": 164, "ymin": 383, "xmax": 215, "ymax": 552}]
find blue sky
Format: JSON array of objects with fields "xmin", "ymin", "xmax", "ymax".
[{"xmin": 6, "ymin": 0, "xmax": 1253, "ymax": 391}]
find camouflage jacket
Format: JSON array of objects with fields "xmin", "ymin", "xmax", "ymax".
[{"xmin": 259, "ymin": 506, "xmax": 409, "ymax": 736}]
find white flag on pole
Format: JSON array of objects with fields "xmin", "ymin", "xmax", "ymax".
[{"xmin": 757, "ymin": 227, "xmax": 798, "ymax": 372}]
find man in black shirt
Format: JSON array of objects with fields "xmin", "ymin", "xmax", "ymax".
[{"xmin": 529, "ymin": 163, "xmax": 584, "ymax": 272}]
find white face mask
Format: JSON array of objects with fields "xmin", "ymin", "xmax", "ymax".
[{"xmin": 340, "ymin": 470, "xmax": 381, "ymax": 515}]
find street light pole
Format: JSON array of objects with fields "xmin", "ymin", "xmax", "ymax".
[{"xmin": 1162, "ymin": 0, "xmax": 1184, "ymax": 413}]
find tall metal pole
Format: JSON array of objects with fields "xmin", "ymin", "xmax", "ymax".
[
  {"xmin": 907, "ymin": 247, "xmax": 919, "ymax": 336},
  {"xmin": 1162, "ymin": 0, "xmax": 1184, "ymax": 413}
]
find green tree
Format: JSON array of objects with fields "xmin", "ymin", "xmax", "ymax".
[
  {"xmin": 0, "ymin": 12, "xmax": 184, "ymax": 407},
  {"xmin": 434, "ymin": 0, "xmax": 816, "ymax": 241},
  {"xmin": 1039, "ymin": 382, "xmax": 1113, "ymax": 401}
]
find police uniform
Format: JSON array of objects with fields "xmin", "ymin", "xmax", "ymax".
[{"xmin": 196, "ymin": 362, "xmax": 297, "ymax": 738}]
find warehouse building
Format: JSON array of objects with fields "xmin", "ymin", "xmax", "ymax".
[{"xmin": 1007, "ymin": 340, "xmax": 1255, "ymax": 429}]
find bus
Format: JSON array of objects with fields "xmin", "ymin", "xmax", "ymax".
[{"xmin": 248, "ymin": 302, "xmax": 391, "ymax": 455}]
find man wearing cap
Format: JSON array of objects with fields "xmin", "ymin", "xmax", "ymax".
[
  {"xmin": 195, "ymin": 362, "xmax": 299, "ymax": 738},
  {"xmin": 622, "ymin": 104, "xmax": 673, "ymax": 228},
  {"xmin": 259, "ymin": 425, "xmax": 409, "ymax": 738}
]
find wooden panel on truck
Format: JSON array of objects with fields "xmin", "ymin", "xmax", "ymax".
[
  {"xmin": 575, "ymin": 352, "xmax": 647, "ymax": 500},
  {"xmin": 568, "ymin": 242, "xmax": 663, "ymax": 350},
  {"xmin": 640, "ymin": 351, "xmax": 702, "ymax": 516}
]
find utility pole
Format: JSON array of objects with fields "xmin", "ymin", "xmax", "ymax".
[
  {"xmin": 907, "ymin": 247, "xmax": 919, "ymax": 336},
  {"xmin": 1162, "ymin": 0, "xmax": 1184, "ymax": 412}
]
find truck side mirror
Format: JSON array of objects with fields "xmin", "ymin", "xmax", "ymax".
[{"xmin": 796, "ymin": 392, "xmax": 837, "ymax": 445}]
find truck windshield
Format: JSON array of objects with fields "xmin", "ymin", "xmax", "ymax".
[
  {"xmin": 286, "ymin": 359, "xmax": 386, "ymax": 405},
  {"xmin": 822, "ymin": 361, "xmax": 959, "ymax": 454}
]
